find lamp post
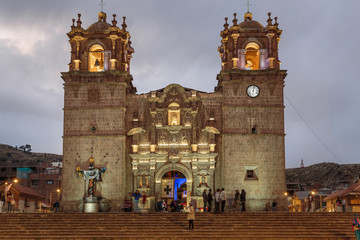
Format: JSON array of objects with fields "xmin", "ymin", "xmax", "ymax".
[{"xmin": 49, "ymin": 189, "xmax": 61, "ymax": 212}]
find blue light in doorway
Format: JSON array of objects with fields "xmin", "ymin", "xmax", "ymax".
[{"xmin": 174, "ymin": 178, "xmax": 186, "ymax": 201}]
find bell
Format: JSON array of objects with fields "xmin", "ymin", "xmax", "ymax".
[{"xmin": 94, "ymin": 59, "xmax": 100, "ymax": 68}]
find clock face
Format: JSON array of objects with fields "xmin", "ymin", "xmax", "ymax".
[{"xmin": 246, "ymin": 85, "xmax": 260, "ymax": 98}]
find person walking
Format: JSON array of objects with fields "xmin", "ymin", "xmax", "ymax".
[
  {"xmin": 187, "ymin": 202, "xmax": 195, "ymax": 230},
  {"xmin": 352, "ymin": 214, "xmax": 360, "ymax": 240},
  {"xmin": 240, "ymin": 189, "xmax": 246, "ymax": 212},
  {"xmin": 215, "ymin": 189, "xmax": 221, "ymax": 213},
  {"xmin": 220, "ymin": 188, "xmax": 226, "ymax": 212},
  {"xmin": 53, "ymin": 201, "xmax": 60, "ymax": 213},
  {"xmin": 234, "ymin": 190, "xmax": 240, "ymax": 212},
  {"xmin": 207, "ymin": 189, "xmax": 213, "ymax": 212},
  {"xmin": 202, "ymin": 189, "xmax": 208, "ymax": 212},
  {"xmin": 0, "ymin": 192, "xmax": 5, "ymax": 213},
  {"xmin": 132, "ymin": 190, "xmax": 142, "ymax": 212}
]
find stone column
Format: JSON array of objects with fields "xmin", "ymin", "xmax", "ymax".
[
  {"xmin": 259, "ymin": 49, "xmax": 267, "ymax": 70},
  {"xmin": 239, "ymin": 49, "xmax": 246, "ymax": 69}
]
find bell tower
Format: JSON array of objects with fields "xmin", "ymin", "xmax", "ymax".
[
  {"xmin": 61, "ymin": 11, "xmax": 135, "ymax": 211},
  {"xmin": 216, "ymin": 11, "xmax": 287, "ymax": 210}
]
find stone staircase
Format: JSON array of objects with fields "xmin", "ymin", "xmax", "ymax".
[{"xmin": 0, "ymin": 212, "xmax": 357, "ymax": 239}]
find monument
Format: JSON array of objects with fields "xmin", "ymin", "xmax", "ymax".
[
  {"xmin": 76, "ymin": 157, "xmax": 106, "ymax": 212},
  {"xmin": 61, "ymin": 8, "xmax": 287, "ymax": 212}
]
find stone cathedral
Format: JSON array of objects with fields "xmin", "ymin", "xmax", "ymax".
[{"xmin": 61, "ymin": 10, "xmax": 287, "ymax": 212}]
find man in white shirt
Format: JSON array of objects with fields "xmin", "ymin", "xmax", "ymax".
[
  {"xmin": 220, "ymin": 188, "xmax": 226, "ymax": 212},
  {"xmin": 215, "ymin": 189, "xmax": 221, "ymax": 213}
]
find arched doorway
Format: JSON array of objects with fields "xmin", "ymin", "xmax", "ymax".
[
  {"xmin": 161, "ymin": 171, "xmax": 187, "ymax": 202},
  {"xmin": 155, "ymin": 163, "xmax": 193, "ymax": 207}
]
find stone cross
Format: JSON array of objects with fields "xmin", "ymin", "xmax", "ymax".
[
  {"xmin": 245, "ymin": 0, "xmax": 252, "ymax": 13},
  {"xmin": 99, "ymin": 0, "xmax": 105, "ymax": 12},
  {"xmin": 164, "ymin": 185, "xmax": 172, "ymax": 195}
]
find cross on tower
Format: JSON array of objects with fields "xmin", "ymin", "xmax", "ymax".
[
  {"xmin": 164, "ymin": 185, "xmax": 172, "ymax": 195},
  {"xmin": 245, "ymin": 0, "xmax": 252, "ymax": 13},
  {"xmin": 99, "ymin": 0, "xmax": 105, "ymax": 12}
]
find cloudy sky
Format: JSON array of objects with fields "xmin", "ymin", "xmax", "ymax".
[{"xmin": 0, "ymin": 0, "xmax": 359, "ymax": 168}]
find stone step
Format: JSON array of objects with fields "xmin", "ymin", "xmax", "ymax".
[{"xmin": 0, "ymin": 212, "xmax": 356, "ymax": 239}]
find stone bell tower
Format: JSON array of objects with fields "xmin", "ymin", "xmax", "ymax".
[
  {"xmin": 61, "ymin": 11, "xmax": 135, "ymax": 211},
  {"xmin": 216, "ymin": 11, "xmax": 287, "ymax": 210}
]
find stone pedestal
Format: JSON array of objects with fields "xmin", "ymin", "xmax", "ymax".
[{"xmin": 84, "ymin": 196, "xmax": 99, "ymax": 213}]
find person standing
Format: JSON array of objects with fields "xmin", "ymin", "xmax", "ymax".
[
  {"xmin": 215, "ymin": 189, "xmax": 221, "ymax": 213},
  {"xmin": 0, "ymin": 192, "xmax": 5, "ymax": 213},
  {"xmin": 207, "ymin": 189, "xmax": 213, "ymax": 212},
  {"xmin": 6, "ymin": 191, "xmax": 12, "ymax": 213},
  {"xmin": 142, "ymin": 191, "xmax": 147, "ymax": 211},
  {"xmin": 234, "ymin": 190, "xmax": 240, "ymax": 212},
  {"xmin": 272, "ymin": 200, "xmax": 277, "ymax": 211},
  {"xmin": 352, "ymin": 214, "xmax": 360, "ymax": 240},
  {"xmin": 10, "ymin": 194, "xmax": 16, "ymax": 213},
  {"xmin": 187, "ymin": 202, "xmax": 195, "ymax": 230},
  {"xmin": 202, "ymin": 189, "xmax": 208, "ymax": 212},
  {"xmin": 132, "ymin": 190, "xmax": 142, "ymax": 212},
  {"xmin": 342, "ymin": 198, "xmax": 346, "ymax": 212},
  {"xmin": 240, "ymin": 189, "xmax": 246, "ymax": 212},
  {"xmin": 220, "ymin": 188, "xmax": 226, "ymax": 212}
]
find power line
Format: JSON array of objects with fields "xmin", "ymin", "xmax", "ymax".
[{"xmin": 284, "ymin": 94, "xmax": 342, "ymax": 163}]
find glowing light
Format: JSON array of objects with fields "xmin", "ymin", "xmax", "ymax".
[
  {"xmin": 311, "ymin": 191, "xmax": 316, "ymax": 195},
  {"xmin": 56, "ymin": 189, "xmax": 61, "ymax": 193},
  {"xmin": 284, "ymin": 192, "xmax": 288, "ymax": 196},
  {"xmin": 13, "ymin": 179, "xmax": 18, "ymax": 183}
]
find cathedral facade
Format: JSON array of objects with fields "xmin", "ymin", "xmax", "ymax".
[{"xmin": 61, "ymin": 10, "xmax": 287, "ymax": 212}]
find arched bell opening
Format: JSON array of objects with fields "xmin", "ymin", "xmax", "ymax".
[
  {"xmin": 88, "ymin": 44, "xmax": 105, "ymax": 72},
  {"xmin": 245, "ymin": 42, "xmax": 260, "ymax": 70}
]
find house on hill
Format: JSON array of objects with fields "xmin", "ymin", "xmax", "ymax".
[
  {"xmin": 324, "ymin": 181, "xmax": 360, "ymax": 212},
  {"xmin": 0, "ymin": 182, "xmax": 44, "ymax": 213}
]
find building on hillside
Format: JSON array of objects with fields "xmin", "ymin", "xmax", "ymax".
[
  {"xmin": 61, "ymin": 9, "xmax": 287, "ymax": 212},
  {"xmin": 29, "ymin": 166, "xmax": 61, "ymax": 206},
  {"xmin": 291, "ymin": 188, "xmax": 332, "ymax": 212},
  {"xmin": 0, "ymin": 182, "xmax": 44, "ymax": 213},
  {"xmin": 324, "ymin": 181, "xmax": 360, "ymax": 212},
  {"xmin": 286, "ymin": 182, "xmax": 301, "ymax": 195}
]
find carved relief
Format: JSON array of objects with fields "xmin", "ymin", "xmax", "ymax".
[
  {"xmin": 181, "ymin": 133, "xmax": 189, "ymax": 145},
  {"xmin": 156, "ymin": 112, "xmax": 163, "ymax": 126},
  {"xmin": 185, "ymin": 111, "xmax": 192, "ymax": 125},
  {"xmin": 158, "ymin": 131, "xmax": 167, "ymax": 145},
  {"xmin": 140, "ymin": 173, "xmax": 149, "ymax": 188}
]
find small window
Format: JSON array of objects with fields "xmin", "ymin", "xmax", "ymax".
[
  {"xmin": 245, "ymin": 170, "xmax": 258, "ymax": 180},
  {"xmin": 251, "ymin": 127, "xmax": 257, "ymax": 134},
  {"xmin": 46, "ymin": 180, "xmax": 54, "ymax": 185},
  {"xmin": 32, "ymin": 180, "xmax": 39, "ymax": 186}
]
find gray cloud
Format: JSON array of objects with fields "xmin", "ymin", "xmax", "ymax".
[{"xmin": 0, "ymin": 0, "xmax": 359, "ymax": 168}]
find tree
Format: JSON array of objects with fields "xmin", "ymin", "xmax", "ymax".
[
  {"xmin": 18, "ymin": 144, "xmax": 32, "ymax": 152},
  {"xmin": 25, "ymin": 144, "xmax": 32, "ymax": 152}
]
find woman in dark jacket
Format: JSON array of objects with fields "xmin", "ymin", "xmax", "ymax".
[{"xmin": 207, "ymin": 189, "xmax": 213, "ymax": 212}]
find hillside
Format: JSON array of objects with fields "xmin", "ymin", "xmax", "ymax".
[
  {"xmin": 1, "ymin": 143, "xmax": 359, "ymax": 190},
  {"xmin": 286, "ymin": 162, "xmax": 360, "ymax": 189},
  {"xmin": 0, "ymin": 144, "xmax": 61, "ymax": 165}
]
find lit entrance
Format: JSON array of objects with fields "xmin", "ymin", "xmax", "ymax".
[{"xmin": 161, "ymin": 171, "xmax": 187, "ymax": 206}]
